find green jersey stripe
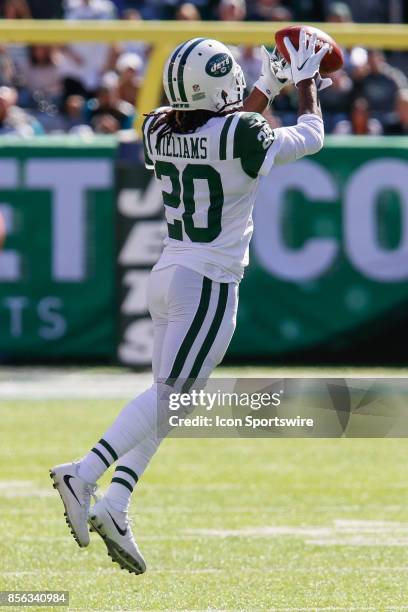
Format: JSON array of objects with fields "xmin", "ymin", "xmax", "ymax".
[
  {"xmin": 167, "ymin": 42, "xmax": 186, "ymax": 103},
  {"xmin": 226, "ymin": 113, "xmax": 242, "ymax": 160},
  {"xmin": 177, "ymin": 38, "xmax": 206, "ymax": 103},
  {"xmin": 219, "ymin": 115, "xmax": 234, "ymax": 160},
  {"xmin": 166, "ymin": 276, "xmax": 212, "ymax": 385},
  {"xmin": 183, "ymin": 283, "xmax": 229, "ymax": 392}
]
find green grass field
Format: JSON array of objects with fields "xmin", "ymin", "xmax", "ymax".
[{"xmin": 1, "ymin": 368, "xmax": 408, "ymax": 611}]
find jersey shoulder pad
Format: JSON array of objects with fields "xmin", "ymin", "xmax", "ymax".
[{"xmin": 233, "ymin": 112, "xmax": 275, "ymax": 178}]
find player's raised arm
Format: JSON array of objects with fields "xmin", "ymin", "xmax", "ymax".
[
  {"xmin": 244, "ymin": 28, "xmax": 334, "ymax": 170},
  {"xmin": 268, "ymin": 30, "xmax": 331, "ymax": 166}
]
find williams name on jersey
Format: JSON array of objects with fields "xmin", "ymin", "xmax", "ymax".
[{"xmin": 155, "ymin": 134, "xmax": 208, "ymax": 160}]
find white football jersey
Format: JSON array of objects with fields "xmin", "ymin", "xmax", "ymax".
[{"xmin": 142, "ymin": 108, "xmax": 323, "ymax": 283}]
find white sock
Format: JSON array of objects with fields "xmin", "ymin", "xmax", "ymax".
[
  {"xmin": 77, "ymin": 438, "xmax": 118, "ymax": 484},
  {"xmin": 105, "ymin": 438, "xmax": 160, "ymax": 512},
  {"xmin": 104, "ymin": 436, "xmax": 161, "ymax": 512},
  {"xmin": 77, "ymin": 383, "xmax": 167, "ymax": 483}
]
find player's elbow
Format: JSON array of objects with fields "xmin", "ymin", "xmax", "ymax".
[
  {"xmin": 296, "ymin": 114, "xmax": 324, "ymax": 156},
  {"xmin": 304, "ymin": 121, "xmax": 324, "ymax": 156},
  {"xmin": 307, "ymin": 130, "xmax": 324, "ymax": 155}
]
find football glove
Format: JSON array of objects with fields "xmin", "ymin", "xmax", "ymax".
[
  {"xmin": 315, "ymin": 72, "xmax": 333, "ymax": 92},
  {"xmin": 284, "ymin": 28, "xmax": 330, "ymax": 86},
  {"xmin": 253, "ymin": 45, "xmax": 292, "ymax": 102}
]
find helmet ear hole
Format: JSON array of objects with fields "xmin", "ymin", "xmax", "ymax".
[{"xmin": 221, "ymin": 90, "xmax": 228, "ymax": 103}]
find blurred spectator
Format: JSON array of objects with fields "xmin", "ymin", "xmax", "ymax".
[
  {"xmin": 60, "ymin": 94, "xmax": 86, "ymax": 131},
  {"xmin": 1, "ymin": 0, "xmax": 31, "ymax": 74},
  {"xmin": 59, "ymin": 0, "xmax": 118, "ymax": 99},
  {"xmin": 218, "ymin": 0, "xmax": 246, "ymax": 21},
  {"xmin": 85, "ymin": 72, "xmax": 135, "ymax": 133},
  {"xmin": 265, "ymin": 4, "xmax": 291, "ymax": 20},
  {"xmin": 330, "ymin": 0, "xmax": 388, "ymax": 23},
  {"xmin": 64, "ymin": 0, "xmax": 116, "ymax": 18},
  {"xmin": 121, "ymin": 6, "xmax": 141, "ymax": 19},
  {"xmin": 232, "ymin": 46, "xmax": 262, "ymax": 91},
  {"xmin": 0, "ymin": 47, "xmax": 15, "ymax": 87},
  {"xmin": 116, "ymin": 52, "xmax": 143, "ymax": 105},
  {"xmin": 351, "ymin": 50, "xmax": 408, "ymax": 114},
  {"xmin": 319, "ymin": 69, "xmax": 353, "ymax": 130},
  {"xmin": 110, "ymin": 0, "xmax": 125, "ymax": 15},
  {"xmin": 20, "ymin": 46, "xmax": 62, "ymax": 105},
  {"xmin": 119, "ymin": 9, "xmax": 148, "ymax": 71},
  {"xmin": 248, "ymin": 0, "xmax": 292, "ymax": 21},
  {"xmin": 0, "ymin": 0, "xmax": 31, "ymax": 18},
  {"xmin": 384, "ymin": 90, "xmax": 408, "ymax": 135},
  {"xmin": 175, "ymin": 2, "xmax": 201, "ymax": 20},
  {"xmin": 0, "ymin": 86, "xmax": 44, "ymax": 136},
  {"xmin": 333, "ymin": 97, "xmax": 383, "ymax": 135},
  {"xmin": 348, "ymin": 46, "xmax": 368, "ymax": 74},
  {"xmin": 26, "ymin": 0, "xmax": 63, "ymax": 18},
  {"xmin": 326, "ymin": 1, "xmax": 352, "ymax": 22},
  {"xmin": 132, "ymin": 0, "xmax": 179, "ymax": 20},
  {"xmin": 0, "ymin": 0, "xmax": 405, "ymax": 137}
]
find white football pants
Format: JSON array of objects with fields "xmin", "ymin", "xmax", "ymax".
[{"xmin": 102, "ymin": 264, "xmax": 238, "ymax": 483}]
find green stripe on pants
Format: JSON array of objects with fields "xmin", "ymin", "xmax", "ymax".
[
  {"xmin": 166, "ymin": 276, "xmax": 212, "ymax": 386},
  {"xmin": 183, "ymin": 283, "xmax": 229, "ymax": 392}
]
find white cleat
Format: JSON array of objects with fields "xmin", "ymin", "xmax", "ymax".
[
  {"xmin": 89, "ymin": 498, "xmax": 146, "ymax": 575},
  {"xmin": 49, "ymin": 462, "xmax": 97, "ymax": 548}
]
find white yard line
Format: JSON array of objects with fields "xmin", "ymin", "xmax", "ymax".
[
  {"xmin": 185, "ymin": 519, "xmax": 408, "ymax": 546},
  {"xmin": 0, "ymin": 367, "xmax": 152, "ymax": 399},
  {"xmin": 2, "ymin": 365, "xmax": 407, "ymax": 400},
  {"xmin": 0, "ymin": 480, "xmax": 54, "ymax": 498}
]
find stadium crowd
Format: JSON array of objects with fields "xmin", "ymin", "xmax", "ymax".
[{"xmin": 0, "ymin": 0, "xmax": 407, "ymax": 136}]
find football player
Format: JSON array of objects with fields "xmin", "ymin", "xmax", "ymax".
[{"xmin": 51, "ymin": 30, "xmax": 330, "ymax": 574}]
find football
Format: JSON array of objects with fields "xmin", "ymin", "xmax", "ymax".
[{"xmin": 275, "ymin": 25, "xmax": 344, "ymax": 75}]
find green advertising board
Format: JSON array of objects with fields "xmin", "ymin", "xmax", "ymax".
[
  {"xmin": 0, "ymin": 136, "xmax": 116, "ymax": 359},
  {"xmin": 1, "ymin": 135, "xmax": 407, "ymax": 363},
  {"xmin": 229, "ymin": 136, "xmax": 408, "ymax": 358},
  {"xmin": 116, "ymin": 137, "xmax": 408, "ymax": 365}
]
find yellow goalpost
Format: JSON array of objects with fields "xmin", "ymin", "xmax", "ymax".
[{"xmin": 1, "ymin": 19, "xmax": 407, "ymax": 131}]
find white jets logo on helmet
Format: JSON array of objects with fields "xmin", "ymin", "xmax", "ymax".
[{"xmin": 205, "ymin": 53, "xmax": 233, "ymax": 78}]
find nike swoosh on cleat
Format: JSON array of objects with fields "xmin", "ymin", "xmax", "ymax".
[
  {"xmin": 107, "ymin": 511, "xmax": 128, "ymax": 536},
  {"xmin": 63, "ymin": 474, "xmax": 82, "ymax": 505}
]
